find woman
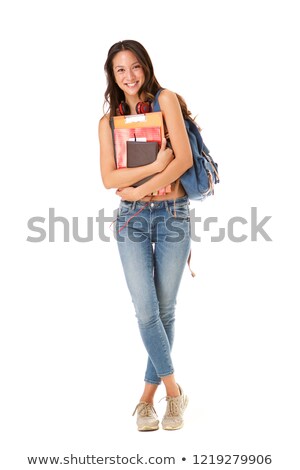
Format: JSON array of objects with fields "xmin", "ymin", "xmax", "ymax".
[{"xmin": 98, "ymin": 40, "xmax": 193, "ymax": 431}]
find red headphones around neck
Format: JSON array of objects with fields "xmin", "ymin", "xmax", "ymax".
[{"xmin": 118, "ymin": 100, "xmax": 152, "ymax": 116}]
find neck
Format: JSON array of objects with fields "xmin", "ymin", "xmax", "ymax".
[{"xmin": 125, "ymin": 92, "xmax": 145, "ymax": 114}]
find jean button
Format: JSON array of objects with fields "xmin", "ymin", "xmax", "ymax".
[{"xmin": 150, "ymin": 203, "xmax": 154, "ymax": 208}]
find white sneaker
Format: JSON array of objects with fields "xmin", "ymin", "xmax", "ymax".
[
  {"xmin": 132, "ymin": 402, "xmax": 159, "ymax": 431},
  {"xmin": 161, "ymin": 384, "xmax": 188, "ymax": 430}
]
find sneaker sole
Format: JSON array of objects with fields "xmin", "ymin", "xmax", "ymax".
[
  {"xmin": 138, "ymin": 425, "xmax": 159, "ymax": 432},
  {"xmin": 162, "ymin": 422, "xmax": 184, "ymax": 431}
]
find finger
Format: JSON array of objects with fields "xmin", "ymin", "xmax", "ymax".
[
  {"xmin": 160, "ymin": 137, "xmax": 167, "ymax": 151},
  {"xmin": 166, "ymin": 149, "xmax": 173, "ymax": 159}
]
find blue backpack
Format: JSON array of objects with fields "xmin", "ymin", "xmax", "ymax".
[{"xmin": 153, "ymin": 89, "xmax": 219, "ymax": 201}]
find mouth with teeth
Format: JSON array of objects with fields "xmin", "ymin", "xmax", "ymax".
[{"xmin": 126, "ymin": 81, "xmax": 139, "ymax": 88}]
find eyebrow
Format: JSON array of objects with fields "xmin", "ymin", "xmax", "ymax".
[{"xmin": 114, "ymin": 61, "xmax": 140, "ymax": 69}]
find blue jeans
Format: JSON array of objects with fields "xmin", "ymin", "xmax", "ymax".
[{"xmin": 115, "ymin": 196, "xmax": 191, "ymax": 385}]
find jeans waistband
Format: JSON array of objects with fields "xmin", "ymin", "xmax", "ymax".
[{"xmin": 121, "ymin": 195, "xmax": 189, "ymax": 211}]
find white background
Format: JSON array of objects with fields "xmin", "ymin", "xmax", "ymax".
[{"xmin": 1, "ymin": 0, "xmax": 299, "ymax": 468}]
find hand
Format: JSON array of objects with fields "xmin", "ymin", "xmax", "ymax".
[
  {"xmin": 115, "ymin": 186, "xmax": 142, "ymax": 201},
  {"xmin": 155, "ymin": 138, "xmax": 174, "ymax": 172}
]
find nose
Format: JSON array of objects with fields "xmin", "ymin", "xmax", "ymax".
[{"xmin": 125, "ymin": 68, "xmax": 134, "ymax": 81}]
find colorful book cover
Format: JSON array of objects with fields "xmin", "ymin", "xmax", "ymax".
[
  {"xmin": 111, "ymin": 112, "xmax": 171, "ymax": 195},
  {"xmin": 113, "ymin": 127, "xmax": 161, "ymax": 169}
]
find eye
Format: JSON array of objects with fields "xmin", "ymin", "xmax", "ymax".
[
  {"xmin": 116, "ymin": 68, "xmax": 125, "ymax": 73},
  {"xmin": 133, "ymin": 64, "xmax": 141, "ymax": 70}
]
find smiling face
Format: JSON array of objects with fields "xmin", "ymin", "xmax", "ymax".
[{"xmin": 112, "ymin": 50, "xmax": 145, "ymax": 99}]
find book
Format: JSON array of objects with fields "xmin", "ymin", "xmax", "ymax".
[
  {"xmin": 126, "ymin": 140, "xmax": 159, "ymax": 187},
  {"xmin": 113, "ymin": 126, "xmax": 161, "ymax": 169},
  {"xmin": 110, "ymin": 112, "xmax": 171, "ymax": 195}
]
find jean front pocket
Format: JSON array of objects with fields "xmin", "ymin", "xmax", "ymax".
[
  {"xmin": 118, "ymin": 202, "xmax": 134, "ymax": 217},
  {"xmin": 169, "ymin": 203, "xmax": 190, "ymax": 221}
]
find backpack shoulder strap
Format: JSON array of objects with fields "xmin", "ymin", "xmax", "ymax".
[
  {"xmin": 152, "ymin": 88, "xmax": 165, "ymax": 112},
  {"xmin": 153, "ymin": 88, "xmax": 195, "ymax": 276}
]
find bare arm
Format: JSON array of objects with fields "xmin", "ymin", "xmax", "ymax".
[
  {"xmin": 117, "ymin": 90, "xmax": 193, "ymax": 200},
  {"xmin": 98, "ymin": 115, "xmax": 173, "ymax": 189}
]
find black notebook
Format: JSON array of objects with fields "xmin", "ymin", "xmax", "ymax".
[{"xmin": 126, "ymin": 141, "xmax": 159, "ymax": 187}]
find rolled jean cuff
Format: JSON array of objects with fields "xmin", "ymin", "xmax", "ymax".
[
  {"xmin": 145, "ymin": 368, "xmax": 175, "ymax": 384},
  {"xmin": 158, "ymin": 369, "xmax": 175, "ymax": 378},
  {"xmin": 144, "ymin": 378, "xmax": 161, "ymax": 385}
]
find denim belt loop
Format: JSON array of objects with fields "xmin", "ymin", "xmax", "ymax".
[
  {"xmin": 164, "ymin": 200, "xmax": 171, "ymax": 214},
  {"xmin": 132, "ymin": 201, "xmax": 137, "ymax": 211}
]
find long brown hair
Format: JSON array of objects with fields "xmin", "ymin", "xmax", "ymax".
[{"xmin": 103, "ymin": 39, "xmax": 194, "ymax": 122}]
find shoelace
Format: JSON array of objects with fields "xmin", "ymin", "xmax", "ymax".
[
  {"xmin": 132, "ymin": 402, "xmax": 157, "ymax": 418},
  {"xmin": 159, "ymin": 396, "xmax": 180, "ymax": 417},
  {"xmin": 166, "ymin": 397, "xmax": 180, "ymax": 416}
]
